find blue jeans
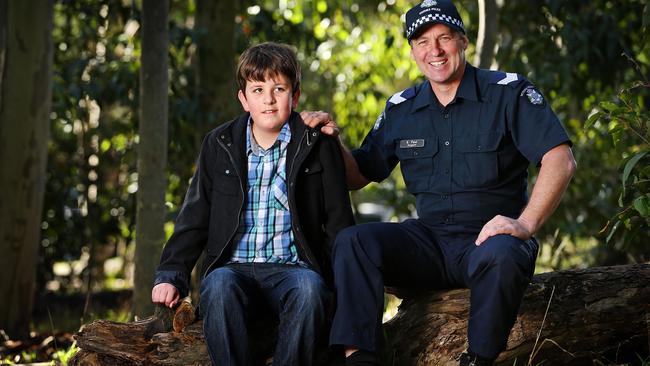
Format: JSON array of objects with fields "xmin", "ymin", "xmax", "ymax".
[{"xmin": 199, "ymin": 263, "xmax": 331, "ymax": 366}]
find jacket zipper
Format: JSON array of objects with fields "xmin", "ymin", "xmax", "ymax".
[{"xmin": 203, "ymin": 136, "xmax": 245, "ymax": 279}]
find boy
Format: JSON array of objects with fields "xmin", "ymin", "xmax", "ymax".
[{"xmin": 152, "ymin": 42, "xmax": 354, "ymax": 366}]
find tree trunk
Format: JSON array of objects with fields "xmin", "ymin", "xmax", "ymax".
[
  {"xmin": 133, "ymin": 0, "xmax": 169, "ymax": 318},
  {"xmin": 195, "ymin": 0, "xmax": 239, "ymax": 133},
  {"xmin": 383, "ymin": 264, "xmax": 650, "ymax": 365},
  {"xmin": 0, "ymin": 0, "xmax": 53, "ymax": 339},
  {"xmin": 70, "ymin": 264, "xmax": 649, "ymax": 365},
  {"xmin": 188, "ymin": 0, "xmax": 240, "ymax": 306},
  {"xmin": 0, "ymin": 0, "xmax": 6, "ymax": 108},
  {"xmin": 473, "ymin": 0, "xmax": 500, "ymax": 69}
]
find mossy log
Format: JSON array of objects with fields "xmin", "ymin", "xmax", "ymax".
[{"xmin": 70, "ymin": 264, "xmax": 649, "ymax": 366}]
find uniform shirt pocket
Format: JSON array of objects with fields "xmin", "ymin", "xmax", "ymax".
[
  {"xmin": 455, "ymin": 132, "xmax": 502, "ymax": 188},
  {"xmin": 395, "ymin": 139, "xmax": 439, "ymax": 193}
]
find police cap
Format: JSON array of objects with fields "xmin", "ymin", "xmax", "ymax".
[{"xmin": 404, "ymin": 0, "xmax": 466, "ymax": 40}]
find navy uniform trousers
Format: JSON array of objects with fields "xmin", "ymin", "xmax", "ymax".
[{"xmin": 329, "ymin": 219, "xmax": 538, "ymax": 359}]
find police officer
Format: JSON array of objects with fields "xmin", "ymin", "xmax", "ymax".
[{"xmin": 301, "ymin": 0, "xmax": 576, "ymax": 365}]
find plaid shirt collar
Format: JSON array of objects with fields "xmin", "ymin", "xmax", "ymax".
[{"xmin": 246, "ymin": 117, "xmax": 292, "ymax": 156}]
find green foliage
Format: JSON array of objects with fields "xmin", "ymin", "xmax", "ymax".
[
  {"xmin": 588, "ymin": 76, "xmax": 650, "ymax": 259},
  {"xmin": 495, "ymin": 0, "xmax": 650, "ymax": 267},
  {"xmin": 52, "ymin": 342, "xmax": 78, "ymax": 366},
  {"xmin": 41, "ymin": 0, "xmax": 650, "ymax": 299}
]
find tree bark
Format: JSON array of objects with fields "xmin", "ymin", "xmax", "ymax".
[
  {"xmin": 383, "ymin": 264, "xmax": 650, "ymax": 365},
  {"xmin": 0, "ymin": 0, "xmax": 6, "ymax": 108},
  {"xmin": 195, "ymin": 0, "xmax": 239, "ymax": 133},
  {"xmin": 132, "ymin": 0, "xmax": 170, "ymax": 318},
  {"xmin": 0, "ymin": 0, "xmax": 53, "ymax": 339},
  {"xmin": 473, "ymin": 0, "xmax": 500, "ymax": 69},
  {"xmin": 188, "ymin": 0, "xmax": 240, "ymax": 306},
  {"xmin": 70, "ymin": 264, "xmax": 649, "ymax": 365}
]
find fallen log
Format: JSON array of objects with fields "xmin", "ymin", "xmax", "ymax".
[
  {"xmin": 383, "ymin": 263, "xmax": 650, "ymax": 365},
  {"xmin": 70, "ymin": 264, "xmax": 649, "ymax": 366}
]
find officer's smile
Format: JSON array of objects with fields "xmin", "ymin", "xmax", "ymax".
[{"xmin": 429, "ymin": 60, "xmax": 447, "ymax": 67}]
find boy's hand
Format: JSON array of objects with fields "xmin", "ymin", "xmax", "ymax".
[
  {"xmin": 300, "ymin": 111, "xmax": 340, "ymax": 137},
  {"xmin": 152, "ymin": 283, "xmax": 180, "ymax": 308}
]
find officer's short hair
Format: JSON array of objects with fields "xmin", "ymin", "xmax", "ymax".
[{"xmin": 236, "ymin": 42, "xmax": 301, "ymax": 93}]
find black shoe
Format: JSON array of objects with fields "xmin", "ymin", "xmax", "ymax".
[
  {"xmin": 345, "ymin": 349, "xmax": 379, "ymax": 366},
  {"xmin": 459, "ymin": 352, "xmax": 494, "ymax": 366}
]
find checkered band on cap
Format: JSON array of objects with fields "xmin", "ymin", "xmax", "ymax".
[{"xmin": 406, "ymin": 13, "xmax": 465, "ymax": 38}]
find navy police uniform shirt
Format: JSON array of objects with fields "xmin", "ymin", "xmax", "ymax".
[{"xmin": 352, "ymin": 64, "xmax": 571, "ymax": 230}]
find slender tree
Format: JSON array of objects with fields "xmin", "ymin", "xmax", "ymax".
[
  {"xmin": 196, "ymin": 0, "xmax": 239, "ymax": 134},
  {"xmin": 186, "ymin": 0, "xmax": 240, "ymax": 304},
  {"xmin": 474, "ymin": 0, "xmax": 500, "ymax": 69},
  {"xmin": 133, "ymin": 0, "xmax": 169, "ymax": 317},
  {"xmin": 0, "ymin": 0, "xmax": 53, "ymax": 339}
]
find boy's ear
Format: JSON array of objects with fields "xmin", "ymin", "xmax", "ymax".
[
  {"xmin": 291, "ymin": 89, "xmax": 301, "ymax": 109},
  {"xmin": 237, "ymin": 90, "xmax": 250, "ymax": 112}
]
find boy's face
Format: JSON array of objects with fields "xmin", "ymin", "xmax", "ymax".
[{"xmin": 238, "ymin": 73, "xmax": 299, "ymax": 134}]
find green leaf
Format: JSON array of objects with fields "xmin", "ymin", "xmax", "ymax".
[
  {"xmin": 633, "ymin": 194, "xmax": 650, "ymax": 218},
  {"xmin": 599, "ymin": 101, "xmax": 621, "ymax": 112},
  {"xmin": 584, "ymin": 111, "xmax": 603, "ymax": 130},
  {"xmin": 606, "ymin": 220, "xmax": 620, "ymax": 244},
  {"xmin": 622, "ymin": 151, "xmax": 648, "ymax": 188}
]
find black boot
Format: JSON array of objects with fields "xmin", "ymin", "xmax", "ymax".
[
  {"xmin": 345, "ymin": 349, "xmax": 379, "ymax": 366},
  {"xmin": 459, "ymin": 352, "xmax": 494, "ymax": 366}
]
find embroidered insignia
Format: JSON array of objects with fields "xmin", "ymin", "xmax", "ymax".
[
  {"xmin": 421, "ymin": 0, "xmax": 438, "ymax": 7},
  {"xmin": 497, "ymin": 73, "xmax": 518, "ymax": 85},
  {"xmin": 386, "ymin": 87, "xmax": 416, "ymax": 110},
  {"xmin": 522, "ymin": 86, "xmax": 544, "ymax": 105},
  {"xmin": 373, "ymin": 112, "xmax": 385, "ymax": 131}
]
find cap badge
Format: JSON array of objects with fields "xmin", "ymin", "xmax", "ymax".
[{"xmin": 421, "ymin": 0, "xmax": 438, "ymax": 7}]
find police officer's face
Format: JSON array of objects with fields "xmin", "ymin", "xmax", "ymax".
[
  {"xmin": 237, "ymin": 73, "xmax": 299, "ymax": 135},
  {"xmin": 410, "ymin": 24, "xmax": 468, "ymax": 88}
]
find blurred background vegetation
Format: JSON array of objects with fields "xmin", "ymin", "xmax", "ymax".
[{"xmin": 0, "ymin": 0, "xmax": 648, "ymax": 347}]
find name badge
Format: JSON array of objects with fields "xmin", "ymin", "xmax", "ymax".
[{"xmin": 399, "ymin": 139, "xmax": 425, "ymax": 148}]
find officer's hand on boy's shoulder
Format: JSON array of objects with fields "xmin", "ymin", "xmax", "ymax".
[
  {"xmin": 475, "ymin": 215, "xmax": 533, "ymax": 246},
  {"xmin": 300, "ymin": 110, "xmax": 340, "ymax": 137},
  {"xmin": 152, "ymin": 282, "xmax": 180, "ymax": 308}
]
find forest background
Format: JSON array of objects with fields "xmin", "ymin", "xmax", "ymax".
[{"xmin": 0, "ymin": 0, "xmax": 648, "ymax": 362}]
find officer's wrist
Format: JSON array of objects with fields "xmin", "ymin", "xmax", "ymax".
[{"xmin": 516, "ymin": 216, "xmax": 538, "ymax": 237}]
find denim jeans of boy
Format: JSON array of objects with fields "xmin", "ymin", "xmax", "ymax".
[{"xmin": 199, "ymin": 263, "xmax": 331, "ymax": 366}]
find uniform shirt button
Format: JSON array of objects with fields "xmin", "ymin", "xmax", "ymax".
[
  {"xmin": 445, "ymin": 168, "xmax": 450, "ymax": 174},
  {"xmin": 304, "ymin": 167, "xmax": 310, "ymax": 173},
  {"xmin": 413, "ymin": 151, "xmax": 419, "ymax": 156},
  {"xmin": 444, "ymin": 141, "xmax": 450, "ymax": 146},
  {"xmin": 443, "ymin": 113, "xmax": 449, "ymax": 119},
  {"xmin": 225, "ymin": 169, "xmax": 230, "ymax": 174}
]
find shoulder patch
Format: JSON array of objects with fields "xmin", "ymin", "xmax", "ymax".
[
  {"xmin": 385, "ymin": 86, "xmax": 416, "ymax": 110},
  {"xmin": 520, "ymin": 85, "xmax": 545, "ymax": 106},
  {"xmin": 489, "ymin": 71, "xmax": 520, "ymax": 86}
]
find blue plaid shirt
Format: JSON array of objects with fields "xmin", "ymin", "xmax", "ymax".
[{"xmin": 229, "ymin": 119, "xmax": 299, "ymax": 264}]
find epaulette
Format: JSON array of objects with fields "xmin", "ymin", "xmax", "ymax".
[
  {"xmin": 385, "ymin": 86, "xmax": 416, "ymax": 110},
  {"xmin": 488, "ymin": 70, "xmax": 521, "ymax": 87}
]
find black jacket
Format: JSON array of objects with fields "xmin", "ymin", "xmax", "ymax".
[{"xmin": 154, "ymin": 112, "xmax": 355, "ymax": 296}]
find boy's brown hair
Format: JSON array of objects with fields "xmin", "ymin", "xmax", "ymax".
[{"xmin": 236, "ymin": 42, "xmax": 301, "ymax": 94}]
